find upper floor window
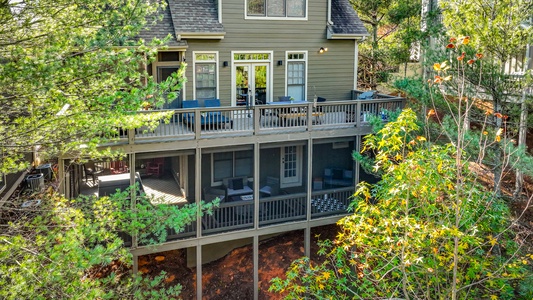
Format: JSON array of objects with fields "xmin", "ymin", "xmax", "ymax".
[
  {"xmin": 286, "ymin": 51, "xmax": 307, "ymax": 101},
  {"xmin": 194, "ymin": 52, "xmax": 218, "ymax": 101},
  {"xmin": 247, "ymin": 0, "xmax": 306, "ymax": 18}
]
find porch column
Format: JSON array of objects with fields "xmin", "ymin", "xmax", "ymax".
[
  {"xmin": 58, "ymin": 158, "xmax": 65, "ymax": 195},
  {"xmin": 355, "ymin": 136, "xmax": 361, "ymax": 185},
  {"xmin": 196, "ymin": 148, "xmax": 202, "ymax": 299},
  {"xmin": 254, "ymin": 142, "xmax": 260, "ymax": 299},
  {"xmin": 253, "ymin": 235, "xmax": 259, "ymax": 300},
  {"xmin": 305, "ymin": 139, "xmax": 313, "ymax": 257},
  {"xmin": 130, "ymin": 153, "xmax": 138, "ymax": 249}
]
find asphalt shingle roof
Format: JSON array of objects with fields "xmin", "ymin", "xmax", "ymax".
[
  {"xmin": 139, "ymin": 0, "xmax": 365, "ymax": 41},
  {"xmin": 328, "ymin": 0, "xmax": 369, "ymax": 36},
  {"xmin": 137, "ymin": 2, "xmax": 187, "ymax": 47},
  {"xmin": 168, "ymin": 0, "xmax": 224, "ymax": 34}
]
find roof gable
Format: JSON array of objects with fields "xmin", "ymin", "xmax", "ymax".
[
  {"xmin": 137, "ymin": 2, "xmax": 187, "ymax": 47},
  {"xmin": 168, "ymin": 0, "xmax": 225, "ymax": 36},
  {"xmin": 328, "ymin": 0, "xmax": 369, "ymax": 38}
]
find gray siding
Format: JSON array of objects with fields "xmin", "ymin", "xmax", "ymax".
[{"xmin": 181, "ymin": 0, "xmax": 357, "ymax": 105}]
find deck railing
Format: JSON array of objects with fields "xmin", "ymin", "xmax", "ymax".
[
  {"xmin": 199, "ymin": 187, "xmax": 355, "ymax": 236},
  {"xmin": 118, "ymin": 96, "xmax": 404, "ymax": 143}
]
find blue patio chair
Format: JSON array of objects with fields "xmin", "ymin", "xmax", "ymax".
[{"xmin": 182, "ymin": 99, "xmax": 232, "ymax": 130}]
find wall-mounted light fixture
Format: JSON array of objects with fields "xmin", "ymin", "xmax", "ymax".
[
  {"xmin": 223, "ymin": 61, "xmax": 229, "ymax": 67},
  {"xmin": 277, "ymin": 60, "xmax": 283, "ymax": 66},
  {"xmin": 318, "ymin": 47, "xmax": 328, "ymax": 54}
]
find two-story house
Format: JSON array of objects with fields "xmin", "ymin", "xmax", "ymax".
[{"xmin": 58, "ymin": 0, "xmax": 404, "ymax": 298}]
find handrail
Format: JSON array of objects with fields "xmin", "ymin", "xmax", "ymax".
[{"xmin": 122, "ymin": 97, "xmax": 405, "ymax": 144}]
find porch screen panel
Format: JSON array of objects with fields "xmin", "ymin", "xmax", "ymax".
[
  {"xmin": 213, "ymin": 152, "xmax": 233, "ymax": 182},
  {"xmin": 235, "ymin": 151, "xmax": 253, "ymax": 177},
  {"xmin": 287, "ymin": 61, "xmax": 305, "ymax": 101}
]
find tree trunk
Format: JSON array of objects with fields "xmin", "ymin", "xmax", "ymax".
[{"xmin": 514, "ymin": 88, "xmax": 528, "ymax": 199}]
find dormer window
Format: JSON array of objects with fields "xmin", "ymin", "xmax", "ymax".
[{"xmin": 246, "ymin": 0, "xmax": 306, "ymax": 19}]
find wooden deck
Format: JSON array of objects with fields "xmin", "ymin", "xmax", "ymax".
[{"xmin": 107, "ymin": 96, "xmax": 405, "ymax": 145}]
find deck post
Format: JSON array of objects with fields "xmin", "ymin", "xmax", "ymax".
[
  {"xmin": 305, "ymin": 139, "xmax": 313, "ymax": 257},
  {"xmin": 196, "ymin": 244, "xmax": 202, "ymax": 299},
  {"xmin": 253, "ymin": 235, "xmax": 259, "ymax": 300}
]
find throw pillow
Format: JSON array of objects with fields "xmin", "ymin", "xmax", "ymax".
[{"xmin": 232, "ymin": 178, "xmax": 244, "ymax": 190}]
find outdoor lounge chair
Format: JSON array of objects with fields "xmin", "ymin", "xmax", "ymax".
[{"xmin": 182, "ymin": 99, "xmax": 233, "ymax": 130}]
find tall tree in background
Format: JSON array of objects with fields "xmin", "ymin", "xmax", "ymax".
[
  {"xmin": 351, "ymin": 0, "xmax": 422, "ymax": 89},
  {"xmin": 0, "ymin": 0, "xmax": 181, "ymax": 174},
  {"xmin": 0, "ymin": 1, "xmax": 209, "ymax": 298},
  {"xmin": 437, "ymin": 0, "xmax": 533, "ymax": 196}
]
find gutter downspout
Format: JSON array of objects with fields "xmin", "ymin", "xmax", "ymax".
[
  {"xmin": 354, "ymin": 41, "xmax": 358, "ymax": 90},
  {"xmin": 218, "ymin": 0, "xmax": 222, "ymax": 23},
  {"xmin": 327, "ymin": 0, "xmax": 332, "ymax": 25}
]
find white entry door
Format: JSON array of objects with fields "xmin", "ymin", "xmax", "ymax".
[{"xmin": 280, "ymin": 145, "xmax": 302, "ymax": 188}]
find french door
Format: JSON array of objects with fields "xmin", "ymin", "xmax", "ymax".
[
  {"xmin": 280, "ymin": 145, "xmax": 302, "ymax": 188},
  {"xmin": 234, "ymin": 63, "xmax": 268, "ymax": 106}
]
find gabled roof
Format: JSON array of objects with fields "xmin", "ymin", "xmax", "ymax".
[
  {"xmin": 168, "ymin": 0, "xmax": 225, "ymax": 38},
  {"xmin": 328, "ymin": 0, "xmax": 369, "ymax": 39},
  {"xmin": 137, "ymin": 2, "xmax": 188, "ymax": 48}
]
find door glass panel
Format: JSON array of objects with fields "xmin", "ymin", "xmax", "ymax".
[
  {"xmin": 254, "ymin": 65, "xmax": 267, "ymax": 104},
  {"xmin": 235, "ymin": 65, "xmax": 249, "ymax": 106}
]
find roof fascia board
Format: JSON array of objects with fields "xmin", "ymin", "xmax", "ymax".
[
  {"xmin": 177, "ymin": 33, "xmax": 226, "ymax": 40},
  {"xmin": 327, "ymin": 33, "xmax": 369, "ymax": 40}
]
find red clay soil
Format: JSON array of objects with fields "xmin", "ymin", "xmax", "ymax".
[{"xmin": 139, "ymin": 225, "xmax": 339, "ymax": 300}]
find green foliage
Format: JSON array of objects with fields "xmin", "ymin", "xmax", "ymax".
[
  {"xmin": 351, "ymin": 0, "xmax": 423, "ymax": 88},
  {"xmin": 0, "ymin": 0, "xmax": 184, "ymax": 173},
  {"xmin": 270, "ymin": 109, "xmax": 533, "ymax": 299},
  {"xmin": 439, "ymin": 0, "xmax": 533, "ymax": 64},
  {"xmin": 0, "ymin": 189, "xmax": 217, "ymax": 299}
]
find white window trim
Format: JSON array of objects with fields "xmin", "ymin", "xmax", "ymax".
[
  {"xmin": 284, "ymin": 51, "xmax": 308, "ymax": 100},
  {"xmin": 231, "ymin": 50, "xmax": 273, "ymax": 106},
  {"xmin": 151, "ymin": 50, "xmax": 187, "ymax": 97},
  {"xmin": 244, "ymin": 0, "xmax": 308, "ymax": 20},
  {"xmin": 192, "ymin": 51, "xmax": 219, "ymax": 100}
]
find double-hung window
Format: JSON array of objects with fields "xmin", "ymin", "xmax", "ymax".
[
  {"xmin": 194, "ymin": 52, "xmax": 218, "ymax": 100},
  {"xmin": 212, "ymin": 150, "xmax": 253, "ymax": 185},
  {"xmin": 247, "ymin": 0, "xmax": 306, "ymax": 18},
  {"xmin": 286, "ymin": 52, "xmax": 307, "ymax": 101}
]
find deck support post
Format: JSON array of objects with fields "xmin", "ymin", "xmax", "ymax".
[{"xmin": 254, "ymin": 235, "xmax": 259, "ymax": 300}]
